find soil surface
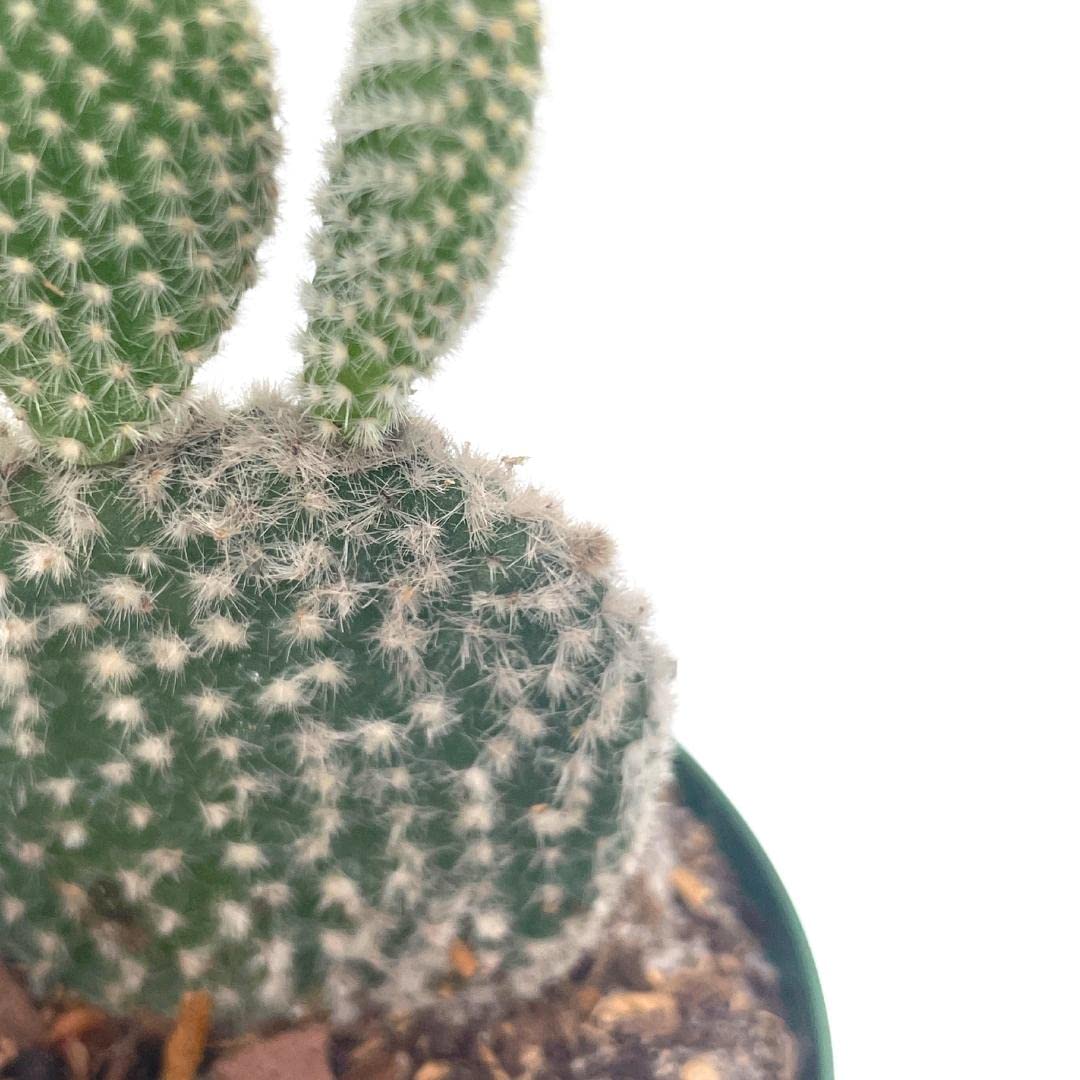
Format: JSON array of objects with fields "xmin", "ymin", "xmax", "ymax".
[{"xmin": 1, "ymin": 800, "xmax": 800, "ymax": 1080}]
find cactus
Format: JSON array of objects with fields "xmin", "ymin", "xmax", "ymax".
[
  {"xmin": 0, "ymin": 0, "xmax": 281, "ymax": 463},
  {"xmin": 0, "ymin": 0, "xmax": 675, "ymax": 1029},
  {"xmin": 300, "ymin": 0, "xmax": 542, "ymax": 447}
]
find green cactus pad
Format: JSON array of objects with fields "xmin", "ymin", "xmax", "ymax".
[
  {"xmin": 300, "ymin": 0, "xmax": 542, "ymax": 447},
  {"xmin": 0, "ymin": 0, "xmax": 281, "ymax": 463},
  {"xmin": 0, "ymin": 394, "xmax": 670, "ymax": 1022}
]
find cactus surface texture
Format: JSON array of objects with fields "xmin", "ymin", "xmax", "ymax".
[
  {"xmin": 0, "ymin": 394, "xmax": 671, "ymax": 1022},
  {"xmin": 0, "ymin": 0, "xmax": 281, "ymax": 463},
  {"xmin": 300, "ymin": 0, "xmax": 542, "ymax": 447}
]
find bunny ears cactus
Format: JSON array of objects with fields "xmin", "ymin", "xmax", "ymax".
[
  {"xmin": 0, "ymin": 0, "xmax": 281, "ymax": 463},
  {"xmin": 0, "ymin": 0, "xmax": 673, "ymax": 1026}
]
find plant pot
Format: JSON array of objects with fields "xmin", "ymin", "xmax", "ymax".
[{"xmin": 676, "ymin": 749, "xmax": 833, "ymax": 1080}]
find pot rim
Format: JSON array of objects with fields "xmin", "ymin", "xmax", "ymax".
[{"xmin": 675, "ymin": 747, "xmax": 833, "ymax": 1080}]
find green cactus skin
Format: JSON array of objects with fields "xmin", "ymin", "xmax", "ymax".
[
  {"xmin": 300, "ymin": 0, "xmax": 542, "ymax": 448},
  {"xmin": 0, "ymin": 0, "xmax": 281, "ymax": 464},
  {"xmin": 0, "ymin": 394, "xmax": 671, "ymax": 1023}
]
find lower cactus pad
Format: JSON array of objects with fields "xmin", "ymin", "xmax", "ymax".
[{"xmin": 0, "ymin": 395, "xmax": 670, "ymax": 1022}]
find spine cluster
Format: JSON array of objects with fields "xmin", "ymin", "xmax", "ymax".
[
  {"xmin": 0, "ymin": 0, "xmax": 281, "ymax": 462},
  {"xmin": 300, "ymin": 0, "xmax": 542, "ymax": 447}
]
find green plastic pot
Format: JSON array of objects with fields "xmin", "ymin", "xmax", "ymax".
[{"xmin": 676, "ymin": 749, "xmax": 833, "ymax": 1080}]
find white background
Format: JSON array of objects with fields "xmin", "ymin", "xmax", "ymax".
[{"xmin": 204, "ymin": 2, "xmax": 1080, "ymax": 1076}]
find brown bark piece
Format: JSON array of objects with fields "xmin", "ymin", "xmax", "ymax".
[
  {"xmin": 670, "ymin": 866, "xmax": 715, "ymax": 917},
  {"xmin": 211, "ymin": 1024, "xmax": 333, "ymax": 1080},
  {"xmin": 48, "ymin": 1006, "xmax": 109, "ymax": 1045},
  {"xmin": 59, "ymin": 1037, "xmax": 91, "ymax": 1080},
  {"xmin": 0, "ymin": 1039, "xmax": 18, "ymax": 1073},
  {"xmin": 0, "ymin": 965, "xmax": 45, "ymax": 1047},
  {"xmin": 162, "ymin": 991, "xmax": 214, "ymax": 1080},
  {"xmin": 449, "ymin": 939, "xmax": 478, "ymax": 980},
  {"xmin": 591, "ymin": 991, "xmax": 680, "ymax": 1039},
  {"xmin": 680, "ymin": 1056, "xmax": 727, "ymax": 1080},
  {"xmin": 414, "ymin": 1065, "xmax": 454, "ymax": 1080}
]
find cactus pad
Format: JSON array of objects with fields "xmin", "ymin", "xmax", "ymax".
[
  {"xmin": 0, "ymin": 394, "xmax": 670, "ymax": 1022},
  {"xmin": 301, "ymin": 0, "xmax": 542, "ymax": 447},
  {"xmin": 0, "ymin": 0, "xmax": 281, "ymax": 463}
]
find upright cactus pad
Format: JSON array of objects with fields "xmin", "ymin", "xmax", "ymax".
[
  {"xmin": 300, "ymin": 0, "xmax": 542, "ymax": 447},
  {"xmin": 0, "ymin": 395, "xmax": 671, "ymax": 1022},
  {"xmin": 0, "ymin": 0, "xmax": 281, "ymax": 463}
]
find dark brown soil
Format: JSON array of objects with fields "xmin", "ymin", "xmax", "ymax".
[{"xmin": 1, "ymin": 800, "xmax": 799, "ymax": 1080}]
